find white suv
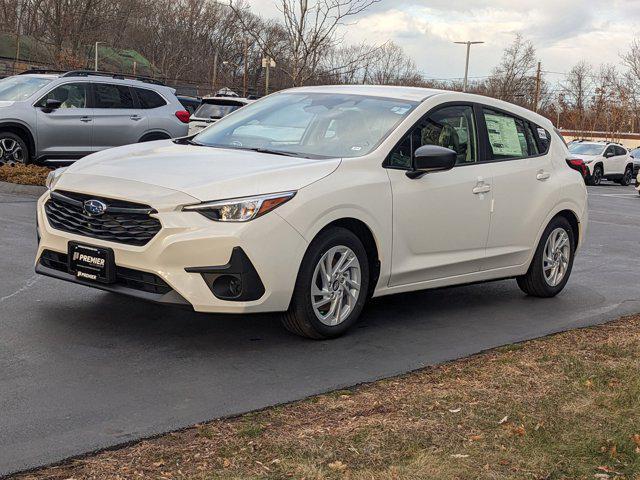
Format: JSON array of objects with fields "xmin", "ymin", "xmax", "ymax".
[
  {"xmin": 568, "ymin": 141, "xmax": 635, "ymax": 186},
  {"xmin": 36, "ymin": 86, "xmax": 588, "ymax": 339}
]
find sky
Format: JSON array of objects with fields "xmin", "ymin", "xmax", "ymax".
[{"xmin": 243, "ymin": 0, "xmax": 640, "ymax": 83}]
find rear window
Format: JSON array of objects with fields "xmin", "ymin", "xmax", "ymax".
[
  {"xmin": 136, "ymin": 88, "xmax": 166, "ymax": 109},
  {"xmin": 94, "ymin": 83, "xmax": 135, "ymax": 109},
  {"xmin": 194, "ymin": 100, "xmax": 245, "ymax": 120}
]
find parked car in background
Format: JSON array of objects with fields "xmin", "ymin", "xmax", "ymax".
[
  {"xmin": 628, "ymin": 147, "xmax": 640, "ymax": 181},
  {"xmin": 567, "ymin": 141, "xmax": 634, "ymax": 186},
  {"xmin": 177, "ymin": 95, "xmax": 201, "ymax": 116},
  {"xmin": 188, "ymin": 95, "xmax": 252, "ymax": 135},
  {"xmin": 0, "ymin": 70, "xmax": 190, "ymax": 164},
  {"xmin": 36, "ymin": 86, "xmax": 587, "ymax": 339}
]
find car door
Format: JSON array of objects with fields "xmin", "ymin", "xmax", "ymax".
[
  {"xmin": 387, "ymin": 104, "xmax": 493, "ymax": 286},
  {"xmin": 480, "ymin": 107, "xmax": 559, "ymax": 270},
  {"xmin": 602, "ymin": 145, "xmax": 617, "ymax": 175},
  {"xmin": 614, "ymin": 145, "xmax": 628, "ymax": 174},
  {"xmin": 34, "ymin": 82, "xmax": 93, "ymax": 159},
  {"xmin": 91, "ymin": 82, "xmax": 149, "ymax": 151}
]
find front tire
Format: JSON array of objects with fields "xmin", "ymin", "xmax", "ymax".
[
  {"xmin": 282, "ymin": 227, "xmax": 369, "ymax": 339},
  {"xmin": 517, "ymin": 216, "xmax": 575, "ymax": 298},
  {"xmin": 589, "ymin": 165, "xmax": 603, "ymax": 186}
]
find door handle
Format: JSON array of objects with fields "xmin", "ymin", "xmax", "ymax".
[
  {"xmin": 130, "ymin": 115, "xmax": 142, "ymax": 121},
  {"xmin": 536, "ymin": 170, "xmax": 551, "ymax": 181},
  {"xmin": 80, "ymin": 116, "xmax": 92, "ymax": 123},
  {"xmin": 472, "ymin": 184, "xmax": 491, "ymax": 195}
]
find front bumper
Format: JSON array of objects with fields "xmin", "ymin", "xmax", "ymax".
[{"xmin": 36, "ymin": 190, "xmax": 309, "ymax": 314}]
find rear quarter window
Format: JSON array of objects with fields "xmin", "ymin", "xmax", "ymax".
[{"xmin": 136, "ymin": 88, "xmax": 166, "ymax": 109}]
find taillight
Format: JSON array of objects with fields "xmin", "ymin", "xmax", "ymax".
[
  {"xmin": 175, "ymin": 110, "xmax": 190, "ymax": 123},
  {"xmin": 566, "ymin": 158, "xmax": 588, "ymax": 177}
]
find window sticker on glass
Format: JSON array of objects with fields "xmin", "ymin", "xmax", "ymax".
[
  {"xmin": 485, "ymin": 114, "xmax": 524, "ymax": 157},
  {"xmin": 537, "ymin": 128, "xmax": 548, "ymax": 140},
  {"xmin": 391, "ymin": 106, "xmax": 411, "ymax": 115}
]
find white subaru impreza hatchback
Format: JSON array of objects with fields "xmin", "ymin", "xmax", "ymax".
[{"xmin": 36, "ymin": 86, "xmax": 588, "ymax": 339}]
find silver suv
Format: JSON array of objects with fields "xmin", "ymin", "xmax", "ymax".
[{"xmin": 0, "ymin": 70, "xmax": 190, "ymax": 164}]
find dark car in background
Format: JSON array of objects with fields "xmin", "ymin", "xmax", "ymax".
[{"xmin": 177, "ymin": 95, "xmax": 201, "ymax": 116}]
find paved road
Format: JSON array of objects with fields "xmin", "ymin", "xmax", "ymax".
[{"xmin": 1, "ymin": 184, "xmax": 640, "ymax": 476}]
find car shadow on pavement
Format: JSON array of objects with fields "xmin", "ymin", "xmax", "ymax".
[{"xmin": 36, "ymin": 276, "xmax": 606, "ymax": 355}]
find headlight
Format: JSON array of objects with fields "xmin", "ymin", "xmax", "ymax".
[
  {"xmin": 45, "ymin": 167, "xmax": 67, "ymax": 190},
  {"xmin": 183, "ymin": 191, "xmax": 296, "ymax": 222}
]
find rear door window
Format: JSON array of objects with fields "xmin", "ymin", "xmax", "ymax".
[
  {"xmin": 482, "ymin": 109, "xmax": 541, "ymax": 160},
  {"xmin": 94, "ymin": 83, "xmax": 135, "ymax": 109}
]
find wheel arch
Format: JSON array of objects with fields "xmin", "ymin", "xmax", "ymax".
[
  {"xmin": 138, "ymin": 130, "xmax": 172, "ymax": 142},
  {"xmin": 312, "ymin": 217, "xmax": 381, "ymax": 298},
  {"xmin": 555, "ymin": 209, "xmax": 580, "ymax": 248},
  {"xmin": 0, "ymin": 121, "xmax": 36, "ymax": 161}
]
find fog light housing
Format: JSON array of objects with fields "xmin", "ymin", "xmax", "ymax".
[
  {"xmin": 208, "ymin": 274, "xmax": 243, "ymax": 300},
  {"xmin": 185, "ymin": 247, "xmax": 265, "ymax": 302}
]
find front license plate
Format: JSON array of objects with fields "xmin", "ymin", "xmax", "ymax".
[{"xmin": 68, "ymin": 242, "xmax": 115, "ymax": 284}]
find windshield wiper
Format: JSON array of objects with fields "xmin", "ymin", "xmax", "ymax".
[{"xmin": 243, "ymin": 147, "xmax": 301, "ymax": 157}]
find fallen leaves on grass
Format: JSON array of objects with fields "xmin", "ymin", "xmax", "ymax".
[{"xmin": 0, "ymin": 164, "xmax": 51, "ymax": 186}]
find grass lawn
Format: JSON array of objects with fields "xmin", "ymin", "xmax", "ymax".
[
  {"xmin": 0, "ymin": 164, "xmax": 50, "ymax": 186},
  {"xmin": 13, "ymin": 315, "xmax": 640, "ymax": 480}
]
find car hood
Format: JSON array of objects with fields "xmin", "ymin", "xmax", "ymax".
[{"xmin": 63, "ymin": 140, "xmax": 341, "ymax": 201}]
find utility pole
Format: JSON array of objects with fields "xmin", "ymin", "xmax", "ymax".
[
  {"xmin": 262, "ymin": 56, "xmax": 275, "ymax": 96},
  {"xmin": 243, "ymin": 38, "xmax": 248, "ymax": 98},
  {"xmin": 534, "ymin": 61, "xmax": 542, "ymax": 112},
  {"xmin": 212, "ymin": 51, "xmax": 219, "ymax": 94},
  {"xmin": 454, "ymin": 41, "xmax": 484, "ymax": 92},
  {"xmin": 94, "ymin": 41, "xmax": 105, "ymax": 71}
]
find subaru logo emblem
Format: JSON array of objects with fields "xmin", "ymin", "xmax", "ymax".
[{"xmin": 83, "ymin": 199, "xmax": 107, "ymax": 216}]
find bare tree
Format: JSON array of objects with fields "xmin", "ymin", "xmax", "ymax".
[
  {"xmin": 230, "ymin": 0, "xmax": 380, "ymax": 87},
  {"xmin": 486, "ymin": 34, "xmax": 538, "ymax": 106},
  {"xmin": 561, "ymin": 61, "xmax": 593, "ymax": 134}
]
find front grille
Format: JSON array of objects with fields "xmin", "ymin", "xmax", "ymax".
[
  {"xmin": 45, "ymin": 190, "xmax": 161, "ymax": 246},
  {"xmin": 39, "ymin": 250, "xmax": 172, "ymax": 295}
]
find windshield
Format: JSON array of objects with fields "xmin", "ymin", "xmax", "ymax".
[
  {"xmin": 568, "ymin": 143, "xmax": 604, "ymax": 156},
  {"xmin": 194, "ymin": 101, "xmax": 245, "ymax": 119},
  {"xmin": 0, "ymin": 76, "xmax": 53, "ymax": 101},
  {"xmin": 193, "ymin": 92, "xmax": 418, "ymax": 159}
]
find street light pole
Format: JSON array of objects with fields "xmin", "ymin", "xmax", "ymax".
[
  {"xmin": 94, "ymin": 41, "xmax": 105, "ymax": 72},
  {"xmin": 454, "ymin": 41, "xmax": 484, "ymax": 92}
]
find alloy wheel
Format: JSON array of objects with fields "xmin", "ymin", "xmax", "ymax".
[
  {"xmin": 310, "ymin": 245, "xmax": 362, "ymax": 326},
  {"xmin": 543, "ymin": 228, "xmax": 571, "ymax": 287},
  {"xmin": 592, "ymin": 167, "xmax": 602, "ymax": 185},
  {"xmin": 0, "ymin": 137, "xmax": 25, "ymax": 163}
]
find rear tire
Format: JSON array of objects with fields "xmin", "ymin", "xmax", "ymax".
[
  {"xmin": 620, "ymin": 166, "xmax": 633, "ymax": 186},
  {"xmin": 0, "ymin": 131, "xmax": 29, "ymax": 165},
  {"xmin": 282, "ymin": 227, "xmax": 369, "ymax": 339},
  {"xmin": 517, "ymin": 216, "xmax": 575, "ymax": 298}
]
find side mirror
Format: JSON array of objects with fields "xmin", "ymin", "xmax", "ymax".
[
  {"xmin": 407, "ymin": 145, "xmax": 457, "ymax": 179},
  {"xmin": 42, "ymin": 99, "xmax": 62, "ymax": 113},
  {"xmin": 604, "ymin": 151, "xmax": 614, "ymax": 158}
]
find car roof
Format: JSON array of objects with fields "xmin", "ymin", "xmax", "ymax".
[
  {"xmin": 18, "ymin": 73, "xmax": 173, "ymax": 91},
  {"xmin": 287, "ymin": 85, "xmax": 445, "ymax": 102},
  {"xmin": 201, "ymin": 96, "xmax": 252, "ymax": 103}
]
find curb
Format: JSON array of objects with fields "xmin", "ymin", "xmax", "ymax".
[{"xmin": 0, "ymin": 181, "xmax": 47, "ymax": 196}]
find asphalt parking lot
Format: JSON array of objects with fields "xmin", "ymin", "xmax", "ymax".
[{"xmin": 1, "ymin": 183, "xmax": 640, "ymax": 476}]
